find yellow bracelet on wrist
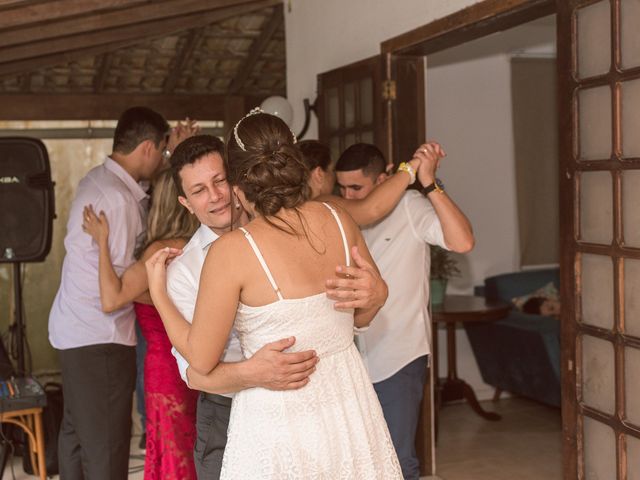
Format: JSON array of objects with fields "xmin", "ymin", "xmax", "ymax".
[{"xmin": 397, "ymin": 162, "xmax": 416, "ymax": 184}]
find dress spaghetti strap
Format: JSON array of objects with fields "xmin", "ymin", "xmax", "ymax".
[
  {"xmin": 239, "ymin": 227, "xmax": 283, "ymax": 301},
  {"xmin": 321, "ymin": 202, "xmax": 351, "ymax": 267},
  {"xmin": 239, "ymin": 205, "xmax": 348, "ymax": 301}
]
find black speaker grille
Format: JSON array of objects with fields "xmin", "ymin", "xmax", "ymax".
[{"xmin": 0, "ymin": 138, "xmax": 54, "ymax": 263}]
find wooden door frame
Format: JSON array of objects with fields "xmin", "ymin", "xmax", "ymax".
[
  {"xmin": 381, "ymin": 0, "xmax": 556, "ymax": 57},
  {"xmin": 379, "ymin": 0, "xmax": 562, "ymax": 477},
  {"xmin": 380, "ymin": 0, "xmax": 557, "ymax": 164},
  {"xmin": 556, "ymin": 3, "xmax": 576, "ymax": 478}
]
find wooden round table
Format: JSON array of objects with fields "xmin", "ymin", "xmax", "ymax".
[{"xmin": 432, "ymin": 294, "xmax": 510, "ymax": 421}]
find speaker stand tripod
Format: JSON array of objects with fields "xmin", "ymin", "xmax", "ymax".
[{"xmin": 11, "ymin": 262, "xmax": 27, "ymax": 375}]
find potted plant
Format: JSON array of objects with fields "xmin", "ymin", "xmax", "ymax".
[{"xmin": 429, "ymin": 245, "xmax": 460, "ymax": 305}]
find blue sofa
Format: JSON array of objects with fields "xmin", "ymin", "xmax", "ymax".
[{"xmin": 464, "ymin": 268, "xmax": 561, "ymax": 407}]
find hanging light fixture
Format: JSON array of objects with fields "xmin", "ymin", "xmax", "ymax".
[{"xmin": 260, "ymin": 95, "xmax": 317, "ymax": 140}]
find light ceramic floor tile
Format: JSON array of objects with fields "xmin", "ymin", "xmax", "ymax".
[
  {"xmin": 3, "ymin": 397, "xmax": 560, "ymax": 479},
  {"xmin": 1, "ymin": 433, "xmax": 145, "ymax": 480},
  {"xmin": 431, "ymin": 397, "xmax": 562, "ymax": 480}
]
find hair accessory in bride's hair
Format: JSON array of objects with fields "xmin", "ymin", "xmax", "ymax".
[
  {"xmin": 233, "ymin": 107, "xmax": 263, "ymax": 152},
  {"xmin": 233, "ymin": 107, "xmax": 298, "ymax": 152}
]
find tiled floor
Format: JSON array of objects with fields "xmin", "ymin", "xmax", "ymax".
[
  {"xmin": 2, "ymin": 397, "xmax": 560, "ymax": 479},
  {"xmin": 431, "ymin": 397, "xmax": 562, "ymax": 480},
  {"xmin": 1, "ymin": 422, "xmax": 145, "ymax": 480}
]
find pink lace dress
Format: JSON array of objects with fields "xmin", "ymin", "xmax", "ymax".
[{"xmin": 135, "ymin": 302, "xmax": 199, "ymax": 480}]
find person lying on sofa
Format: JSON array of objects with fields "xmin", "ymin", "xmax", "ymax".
[{"xmin": 522, "ymin": 296, "xmax": 561, "ymax": 318}]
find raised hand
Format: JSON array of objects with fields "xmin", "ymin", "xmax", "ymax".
[
  {"xmin": 82, "ymin": 204, "xmax": 109, "ymax": 245},
  {"xmin": 325, "ymin": 246, "xmax": 388, "ymax": 310},
  {"xmin": 413, "ymin": 141, "xmax": 446, "ymax": 186},
  {"xmin": 167, "ymin": 117, "xmax": 201, "ymax": 153}
]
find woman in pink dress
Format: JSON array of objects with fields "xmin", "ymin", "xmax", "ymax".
[{"xmin": 82, "ymin": 169, "xmax": 199, "ymax": 480}]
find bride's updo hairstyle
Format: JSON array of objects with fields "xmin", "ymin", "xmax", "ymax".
[{"xmin": 226, "ymin": 109, "xmax": 311, "ymax": 231}]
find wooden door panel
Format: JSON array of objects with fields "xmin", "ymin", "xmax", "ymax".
[
  {"xmin": 559, "ymin": 1, "xmax": 640, "ymax": 478},
  {"xmin": 317, "ymin": 55, "xmax": 385, "ymax": 163}
]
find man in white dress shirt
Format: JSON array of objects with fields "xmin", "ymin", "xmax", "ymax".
[
  {"xmin": 49, "ymin": 107, "xmax": 171, "ymax": 480},
  {"xmin": 164, "ymin": 135, "xmax": 389, "ymax": 479},
  {"xmin": 335, "ymin": 142, "xmax": 474, "ymax": 480}
]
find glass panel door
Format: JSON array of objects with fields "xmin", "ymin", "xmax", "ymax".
[
  {"xmin": 560, "ymin": 1, "xmax": 640, "ymax": 477},
  {"xmin": 317, "ymin": 56, "xmax": 383, "ymax": 164}
]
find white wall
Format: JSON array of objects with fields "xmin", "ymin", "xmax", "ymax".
[
  {"xmin": 426, "ymin": 19, "xmax": 556, "ymax": 397},
  {"xmin": 428, "ymin": 17, "xmax": 557, "ymax": 291},
  {"xmin": 285, "ymin": 1, "xmax": 555, "ymax": 401},
  {"xmin": 428, "ymin": 55, "xmax": 520, "ymax": 292},
  {"xmin": 427, "ymin": 54, "xmax": 519, "ymax": 398},
  {"xmin": 285, "ymin": 0, "xmax": 480, "ymax": 136}
]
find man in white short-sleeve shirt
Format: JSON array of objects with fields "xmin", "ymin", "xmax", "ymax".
[{"xmin": 335, "ymin": 142, "xmax": 474, "ymax": 480}]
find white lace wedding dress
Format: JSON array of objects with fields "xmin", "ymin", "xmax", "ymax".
[{"xmin": 220, "ymin": 204, "xmax": 402, "ymax": 480}]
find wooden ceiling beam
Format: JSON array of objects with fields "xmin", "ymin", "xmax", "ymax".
[
  {"xmin": 163, "ymin": 28, "xmax": 205, "ymax": 94},
  {"xmin": 228, "ymin": 4, "xmax": 282, "ymax": 94},
  {"xmin": 0, "ymin": 93, "xmax": 265, "ymax": 120},
  {"xmin": 0, "ymin": 1, "xmax": 38, "ymax": 8},
  {"xmin": 0, "ymin": 39, "xmax": 137, "ymax": 79},
  {"xmin": 0, "ymin": 0, "xmax": 279, "ymax": 76},
  {"xmin": 0, "ymin": 0, "xmax": 275, "ymax": 49},
  {"xmin": 0, "ymin": 0, "xmax": 278, "ymax": 63},
  {"xmin": 0, "ymin": 0, "xmax": 144, "ymax": 30}
]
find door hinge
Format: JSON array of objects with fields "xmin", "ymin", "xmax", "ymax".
[{"xmin": 382, "ymin": 79, "xmax": 397, "ymax": 101}]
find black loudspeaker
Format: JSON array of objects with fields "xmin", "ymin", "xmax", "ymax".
[{"xmin": 0, "ymin": 137, "xmax": 54, "ymax": 263}]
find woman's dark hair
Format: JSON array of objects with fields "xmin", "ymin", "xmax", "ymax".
[
  {"xmin": 226, "ymin": 112, "xmax": 311, "ymax": 231},
  {"xmin": 297, "ymin": 140, "xmax": 331, "ymax": 172},
  {"xmin": 522, "ymin": 296, "xmax": 546, "ymax": 315}
]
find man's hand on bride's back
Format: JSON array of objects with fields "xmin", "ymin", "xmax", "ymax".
[
  {"xmin": 325, "ymin": 246, "xmax": 388, "ymax": 311},
  {"xmin": 247, "ymin": 337, "xmax": 319, "ymax": 390}
]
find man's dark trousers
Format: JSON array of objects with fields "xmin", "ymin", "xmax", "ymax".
[
  {"xmin": 58, "ymin": 343, "xmax": 136, "ymax": 480},
  {"xmin": 193, "ymin": 392, "xmax": 232, "ymax": 479},
  {"xmin": 373, "ymin": 355, "xmax": 428, "ymax": 480}
]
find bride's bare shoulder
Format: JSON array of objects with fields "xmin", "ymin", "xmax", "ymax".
[
  {"xmin": 308, "ymin": 200, "xmax": 359, "ymax": 233},
  {"xmin": 209, "ymin": 228, "xmax": 248, "ymax": 254}
]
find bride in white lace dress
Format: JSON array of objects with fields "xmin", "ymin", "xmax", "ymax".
[{"xmin": 148, "ymin": 110, "xmax": 402, "ymax": 479}]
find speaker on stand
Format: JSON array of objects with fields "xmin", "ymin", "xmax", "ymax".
[
  {"xmin": 0, "ymin": 137, "xmax": 55, "ymax": 474},
  {"xmin": 0, "ymin": 137, "xmax": 55, "ymax": 375}
]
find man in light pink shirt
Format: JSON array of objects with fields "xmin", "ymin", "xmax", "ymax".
[{"xmin": 48, "ymin": 107, "xmax": 170, "ymax": 480}]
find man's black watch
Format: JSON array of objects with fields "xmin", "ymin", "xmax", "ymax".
[{"xmin": 422, "ymin": 178, "xmax": 445, "ymax": 196}]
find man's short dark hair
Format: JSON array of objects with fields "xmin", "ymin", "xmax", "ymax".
[
  {"xmin": 112, "ymin": 106, "xmax": 169, "ymax": 154},
  {"xmin": 298, "ymin": 140, "xmax": 331, "ymax": 172},
  {"xmin": 170, "ymin": 135, "xmax": 225, "ymax": 196},
  {"xmin": 335, "ymin": 143, "xmax": 386, "ymax": 178}
]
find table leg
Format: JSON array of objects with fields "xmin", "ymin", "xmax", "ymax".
[
  {"xmin": 24, "ymin": 415, "xmax": 38, "ymax": 477},
  {"xmin": 446, "ymin": 323, "xmax": 457, "ymax": 380},
  {"xmin": 34, "ymin": 411, "xmax": 47, "ymax": 480},
  {"xmin": 440, "ymin": 322, "xmax": 501, "ymax": 421},
  {"xmin": 432, "ymin": 320, "xmax": 440, "ymax": 439}
]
